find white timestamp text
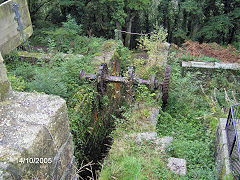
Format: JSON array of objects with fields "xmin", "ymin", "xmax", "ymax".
[{"xmin": 18, "ymin": 157, "xmax": 53, "ymax": 164}]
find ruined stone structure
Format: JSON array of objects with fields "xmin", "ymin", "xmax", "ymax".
[
  {"xmin": 0, "ymin": 0, "xmax": 78, "ymax": 179},
  {"xmin": 215, "ymin": 118, "xmax": 232, "ymax": 178}
]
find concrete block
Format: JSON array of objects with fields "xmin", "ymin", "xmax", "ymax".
[{"xmin": 148, "ymin": 108, "xmax": 159, "ymax": 126}]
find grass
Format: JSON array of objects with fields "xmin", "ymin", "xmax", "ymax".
[{"xmin": 99, "ymin": 102, "xmax": 180, "ymax": 180}]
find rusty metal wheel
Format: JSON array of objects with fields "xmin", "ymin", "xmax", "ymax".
[{"xmin": 162, "ymin": 66, "xmax": 171, "ymax": 109}]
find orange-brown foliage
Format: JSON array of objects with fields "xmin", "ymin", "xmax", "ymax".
[{"xmin": 171, "ymin": 41, "xmax": 240, "ymax": 63}]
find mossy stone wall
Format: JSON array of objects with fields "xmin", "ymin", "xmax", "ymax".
[{"xmin": 0, "ymin": 52, "xmax": 11, "ymax": 101}]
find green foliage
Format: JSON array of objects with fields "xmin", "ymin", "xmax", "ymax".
[
  {"xmin": 135, "ymin": 84, "xmax": 156, "ymax": 104},
  {"xmin": 138, "ymin": 26, "xmax": 168, "ymax": 54},
  {"xmin": 134, "ymin": 27, "xmax": 167, "ymax": 79},
  {"xmin": 62, "ymin": 15, "xmax": 82, "ymax": 36},
  {"xmin": 115, "ymin": 44, "xmax": 133, "ymax": 74},
  {"xmin": 13, "ymin": 63, "xmax": 37, "ymax": 82},
  {"xmin": 181, "ymin": 54, "xmax": 220, "ymax": 62},
  {"xmin": 4, "ymin": 50, "xmax": 21, "ymax": 70},
  {"xmin": 169, "ymin": 139, "xmax": 216, "ymax": 178},
  {"xmin": 198, "ymin": 15, "xmax": 233, "ymax": 43},
  {"xmin": 41, "ymin": 16, "xmax": 83, "ymax": 53},
  {"xmin": 29, "ymin": 0, "xmax": 239, "ymax": 48},
  {"xmin": 31, "ymin": 27, "xmax": 104, "ymax": 55},
  {"xmin": 8, "ymin": 74, "xmax": 26, "ymax": 92},
  {"xmin": 110, "ymin": 155, "xmax": 143, "ymax": 179},
  {"xmin": 26, "ymin": 67, "xmax": 68, "ymax": 97}
]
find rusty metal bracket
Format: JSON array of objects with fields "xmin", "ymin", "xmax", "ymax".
[
  {"xmin": 12, "ymin": 3, "xmax": 25, "ymax": 42},
  {"xmin": 97, "ymin": 63, "xmax": 108, "ymax": 94}
]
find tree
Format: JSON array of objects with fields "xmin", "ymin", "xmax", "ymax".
[{"xmin": 27, "ymin": 0, "xmax": 240, "ymax": 48}]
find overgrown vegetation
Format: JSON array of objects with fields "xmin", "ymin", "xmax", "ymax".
[
  {"xmin": 2, "ymin": 2, "xmax": 240, "ymax": 178},
  {"xmin": 156, "ymin": 48, "xmax": 240, "ymax": 179},
  {"xmin": 99, "ymin": 31, "xmax": 240, "ymax": 179},
  {"xmin": 4, "ymin": 17, "xmax": 130, "ymax": 178}
]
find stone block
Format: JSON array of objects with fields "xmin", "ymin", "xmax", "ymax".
[
  {"xmin": 51, "ymin": 133, "xmax": 75, "ymax": 179},
  {"xmin": 167, "ymin": 157, "xmax": 186, "ymax": 175},
  {"xmin": 0, "ymin": 91, "xmax": 75, "ymax": 179},
  {"xmin": 148, "ymin": 108, "xmax": 159, "ymax": 126},
  {"xmin": 60, "ymin": 156, "xmax": 79, "ymax": 180},
  {"xmin": 134, "ymin": 132, "xmax": 173, "ymax": 152},
  {"xmin": 155, "ymin": 136, "xmax": 173, "ymax": 151},
  {"xmin": 136, "ymin": 132, "xmax": 157, "ymax": 144},
  {"xmin": 0, "ymin": 0, "xmax": 33, "ymax": 56}
]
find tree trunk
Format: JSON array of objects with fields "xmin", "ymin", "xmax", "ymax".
[
  {"xmin": 228, "ymin": 26, "xmax": 236, "ymax": 44},
  {"xmin": 191, "ymin": 23, "xmax": 199, "ymax": 39},
  {"xmin": 125, "ymin": 13, "xmax": 135, "ymax": 48},
  {"xmin": 182, "ymin": 10, "xmax": 187, "ymax": 32},
  {"xmin": 144, "ymin": 10, "xmax": 150, "ymax": 34},
  {"xmin": 116, "ymin": 21, "xmax": 123, "ymax": 42}
]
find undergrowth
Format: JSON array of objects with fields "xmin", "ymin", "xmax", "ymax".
[
  {"xmin": 4, "ymin": 16, "xmax": 131, "ymax": 179},
  {"xmin": 157, "ymin": 48, "xmax": 240, "ymax": 179}
]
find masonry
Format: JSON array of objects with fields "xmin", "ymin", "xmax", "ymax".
[{"xmin": 0, "ymin": 0, "xmax": 78, "ymax": 179}]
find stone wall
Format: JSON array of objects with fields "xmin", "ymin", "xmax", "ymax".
[
  {"xmin": 0, "ymin": 53, "xmax": 11, "ymax": 101},
  {"xmin": 0, "ymin": 53, "xmax": 78, "ymax": 179}
]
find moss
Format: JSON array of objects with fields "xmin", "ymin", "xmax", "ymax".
[
  {"xmin": 218, "ymin": 165, "xmax": 234, "ymax": 180},
  {"xmin": 102, "ymin": 40, "xmax": 116, "ymax": 51},
  {"xmin": 17, "ymin": 51, "xmax": 49, "ymax": 59},
  {"xmin": 0, "ymin": 81, "xmax": 10, "ymax": 101}
]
